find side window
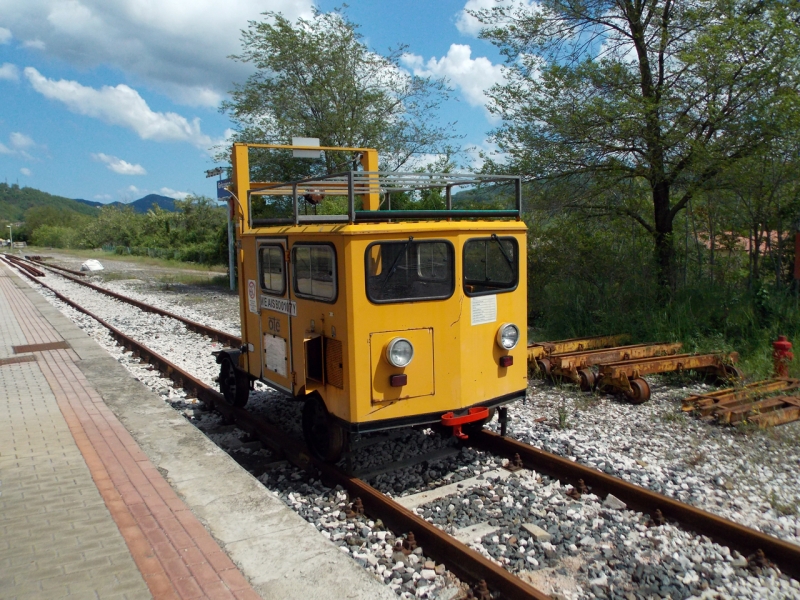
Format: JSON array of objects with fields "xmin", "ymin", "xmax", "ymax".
[
  {"xmin": 292, "ymin": 244, "xmax": 337, "ymax": 302},
  {"xmin": 463, "ymin": 236, "xmax": 518, "ymax": 296},
  {"xmin": 259, "ymin": 245, "xmax": 285, "ymax": 295}
]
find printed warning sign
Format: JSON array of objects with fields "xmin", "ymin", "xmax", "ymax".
[
  {"xmin": 471, "ymin": 294, "xmax": 497, "ymax": 326},
  {"xmin": 247, "ymin": 279, "xmax": 258, "ymax": 314}
]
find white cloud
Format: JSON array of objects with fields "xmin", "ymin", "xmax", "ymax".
[
  {"xmin": 159, "ymin": 187, "xmax": 189, "ymax": 200},
  {"xmin": 0, "ymin": 132, "xmax": 40, "ymax": 159},
  {"xmin": 25, "ymin": 67, "xmax": 215, "ymax": 150},
  {"xmin": 455, "ymin": 0, "xmax": 541, "ymax": 37},
  {"xmin": 91, "ymin": 152, "xmax": 147, "ymax": 175},
  {"xmin": 402, "ymin": 44, "xmax": 504, "ymax": 118},
  {"xmin": 94, "ymin": 193, "xmax": 112, "ymax": 201},
  {"xmin": 0, "ymin": 0, "xmax": 314, "ymax": 107},
  {"xmin": 0, "ymin": 63, "xmax": 19, "ymax": 81},
  {"xmin": 22, "ymin": 39, "xmax": 45, "ymax": 50},
  {"xmin": 10, "ymin": 132, "xmax": 35, "ymax": 149},
  {"xmin": 20, "ymin": 167, "xmax": 31, "ymax": 176},
  {"xmin": 0, "ymin": 27, "xmax": 11, "ymax": 44}
]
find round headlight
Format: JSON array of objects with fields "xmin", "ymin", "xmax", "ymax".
[
  {"xmin": 496, "ymin": 323, "xmax": 520, "ymax": 350},
  {"xmin": 386, "ymin": 338, "xmax": 414, "ymax": 367}
]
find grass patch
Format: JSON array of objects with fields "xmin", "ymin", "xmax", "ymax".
[
  {"xmin": 768, "ymin": 491, "xmax": 797, "ymax": 516},
  {"xmin": 154, "ymin": 272, "xmax": 232, "ymax": 289},
  {"xmin": 25, "ymin": 246, "xmax": 227, "ymax": 274},
  {"xmin": 660, "ymin": 410, "xmax": 687, "ymax": 425}
]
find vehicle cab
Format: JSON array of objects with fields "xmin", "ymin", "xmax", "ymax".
[{"xmin": 217, "ymin": 143, "xmax": 528, "ymax": 460}]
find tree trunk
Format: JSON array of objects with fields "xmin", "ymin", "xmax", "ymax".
[{"xmin": 652, "ymin": 181, "xmax": 674, "ymax": 292}]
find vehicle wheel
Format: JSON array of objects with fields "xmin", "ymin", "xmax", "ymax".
[
  {"xmin": 536, "ymin": 358, "xmax": 552, "ymax": 378},
  {"xmin": 219, "ymin": 357, "xmax": 250, "ymax": 408},
  {"xmin": 463, "ymin": 408, "xmax": 497, "ymax": 435},
  {"xmin": 625, "ymin": 378, "xmax": 651, "ymax": 404},
  {"xmin": 302, "ymin": 394, "xmax": 345, "ymax": 462},
  {"xmin": 717, "ymin": 365, "xmax": 743, "ymax": 383},
  {"xmin": 578, "ymin": 368, "xmax": 595, "ymax": 391}
]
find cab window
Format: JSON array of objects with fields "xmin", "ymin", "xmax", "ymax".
[
  {"xmin": 293, "ymin": 244, "xmax": 337, "ymax": 302},
  {"xmin": 463, "ymin": 236, "xmax": 518, "ymax": 296},
  {"xmin": 259, "ymin": 245, "xmax": 285, "ymax": 295},
  {"xmin": 366, "ymin": 240, "xmax": 454, "ymax": 303}
]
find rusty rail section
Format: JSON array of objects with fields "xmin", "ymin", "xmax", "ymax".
[
  {"xmin": 471, "ymin": 430, "xmax": 800, "ymax": 582},
  {"xmin": 596, "ymin": 352, "xmax": 740, "ymax": 404},
  {"xmin": 9, "ymin": 266, "xmax": 550, "ymax": 600},
  {"xmin": 527, "ymin": 333, "xmax": 629, "ymax": 364},
  {"xmin": 2, "ymin": 253, "xmax": 46, "ymax": 277},
  {"xmin": 26, "ymin": 255, "xmax": 86, "ymax": 276},
  {"xmin": 15, "ymin": 254, "xmax": 242, "ymax": 348},
  {"xmin": 683, "ymin": 379, "xmax": 800, "ymax": 428},
  {"xmin": 540, "ymin": 342, "xmax": 683, "ymax": 390}
]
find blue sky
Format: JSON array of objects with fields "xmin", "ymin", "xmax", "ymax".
[{"xmin": 0, "ymin": 0, "xmax": 522, "ymax": 204}]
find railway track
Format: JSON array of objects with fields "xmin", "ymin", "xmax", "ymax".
[
  {"xmin": 10, "ymin": 254, "xmax": 241, "ymax": 348},
  {"xmin": 6, "ymin": 255, "xmax": 800, "ymax": 598}
]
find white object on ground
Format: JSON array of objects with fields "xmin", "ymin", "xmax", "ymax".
[{"xmin": 80, "ymin": 259, "xmax": 104, "ymax": 271}]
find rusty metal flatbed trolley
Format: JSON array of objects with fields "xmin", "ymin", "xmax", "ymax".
[
  {"xmin": 596, "ymin": 352, "xmax": 741, "ymax": 404},
  {"xmin": 216, "ymin": 143, "xmax": 528, "ymax": 460},
  {"xmin": 527, "ymin": 333, "xmax": 629, "ymax": 372},
  {"xmin": 683, "ymin": 378, "xmax": 800, "ymax": 427},
  {"xmin": 542, "ymin": 342, "xmax": 683, "ymax": 390}
]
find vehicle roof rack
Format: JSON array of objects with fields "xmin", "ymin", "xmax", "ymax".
[{"xmin": 247, "ymin": 170, "xmax": 522, "ymax": 226}]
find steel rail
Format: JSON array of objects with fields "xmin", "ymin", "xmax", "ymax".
[
  {"xmin": 470, "ymin": 430, "xmax": 800, "ymax": 581},
  {"xmin": 26, "ymin": 256, "xmax": 86, "ymax": 276},
  {"xmin": 14, "ymin": 255, "xmax": 242, "ymax": 348},
  {"xmin": 2, "ymin": 254, "xmax": 45, "ymax": 277},
  {"xmin": 7, "ymin": 265, "xmax": 550, "ymax": 600}
]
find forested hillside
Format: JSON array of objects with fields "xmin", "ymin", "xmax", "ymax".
[{"xmin": 0, "ymin": 183, "xmax": 99, "ymax": 222}]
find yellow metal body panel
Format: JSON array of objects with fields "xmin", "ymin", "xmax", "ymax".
[
  {"xmin": 370, "ymin": 329, "xmax": 435, "ymax": 402},
  {"xmin": 235, "ymin": 220, "xmax": 527, "ymax": 426}
]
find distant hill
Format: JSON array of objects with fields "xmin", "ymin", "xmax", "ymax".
[
  {"xmin": 127, "ymin": 194, "xmax": 176, "ymax": 213},
  {"xmin": 73, "ymin": 198, "xmax": 104, "ymax": 208},
  {"xmin": 75, "ymin": 194, "xmax": 176, "ymax": 213},
  {"xmin": 0, "ymin": 183, "xmax": 100, "ymax": 223}
]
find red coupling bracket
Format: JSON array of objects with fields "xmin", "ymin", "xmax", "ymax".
[{"xmin": 441, "ymin": 407, "xmax": 490, "ymax": 440}]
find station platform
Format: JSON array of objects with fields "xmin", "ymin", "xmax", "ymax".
[{"xmin": 0, "ymin": 262, "xmax": 394, "ymax": 600}]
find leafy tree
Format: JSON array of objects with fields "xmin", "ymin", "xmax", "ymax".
[
  {"xmin": 476, "ymin": 0, "xmax": 800, "ymax": 292},
  {"xmin": 221, "ymin": 9, "xmax": 458, "ymax": 180}
]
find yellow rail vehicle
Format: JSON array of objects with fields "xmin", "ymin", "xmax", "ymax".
[{"xmin": 218, "ymin": 143, "xmax": 528, "ymax": 460}]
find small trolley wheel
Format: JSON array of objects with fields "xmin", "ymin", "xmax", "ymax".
[
  {"xmin": 219, "ymin": 357, "xmax": 250, "ymax": 408},
  {"xmin": 625, "ymin": 378, "xmax": 651, "ymax": 404},
  {"xmin": 302, "ymin": 394, "xmax": 345, "ymax": 462},
  {"xmin": 718, "ymin": 365, "xmax": 743, "ymax": 383},
  {"xmin": 536, "ymin": 358, "xmax": 552, "ymax": 378},
  {"xmin": 578, "ymin": 368, "xmax": 595, "ymax": 391}
]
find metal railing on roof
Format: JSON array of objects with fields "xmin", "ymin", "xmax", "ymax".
[{"xmin": 247, "ymin": 170, "xmax": 522, "ymax": 226}]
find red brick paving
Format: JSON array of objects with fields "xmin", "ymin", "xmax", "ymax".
[{"xmin": 0, "ymin": 272, "xmax": 262, "ymax": 599}]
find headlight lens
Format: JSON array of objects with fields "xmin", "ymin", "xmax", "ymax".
[
  {"xmin": 386, "ymin": 338, "xmax": 414, "ymax": 367},
  {"xmin": 496, "ymin": 323, "xmax": 520, "ymax": 350}
]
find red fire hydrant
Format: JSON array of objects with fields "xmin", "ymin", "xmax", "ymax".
[{"xmin": 772, "ymin": 335, "xmax": 793, "ymax": 377}]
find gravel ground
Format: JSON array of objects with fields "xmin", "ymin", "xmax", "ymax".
[{"xmin": 15, "ymin": 262, "xmax": 800, "ymax": 600}]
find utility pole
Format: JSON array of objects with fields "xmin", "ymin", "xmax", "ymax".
[{"xmin": 205, "ymin": 167, "xmax": 235, "ymax": 291}]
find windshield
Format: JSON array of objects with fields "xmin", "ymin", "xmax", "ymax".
[
  {"xmin": 463, "ymin": 236, "xmax": 518, "ymax": 296},
  {"xmin": 366, "ymin": 240, "xmax": 454, "ymax": 303}
]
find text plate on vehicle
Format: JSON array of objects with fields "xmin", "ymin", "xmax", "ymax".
[{"xmin": 261, "ymin": 296, "xmax": 297, "ymax": 317}]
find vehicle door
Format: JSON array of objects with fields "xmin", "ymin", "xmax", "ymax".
[{"xmin": 257, "ymin": 238, "xmax": 295, "ymax": 394}]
